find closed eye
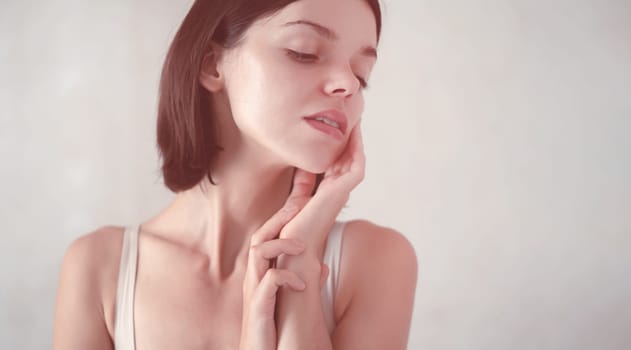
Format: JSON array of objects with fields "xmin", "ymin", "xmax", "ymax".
[
  {"xmin": 286, "ymin": 49, "xmax": 319, "ymax": 63},
  {"xmin": 286, "ymin": 49, "xmax": 369, "ymax": 90}
]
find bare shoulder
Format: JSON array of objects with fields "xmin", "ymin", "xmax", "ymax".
[
  {"xmin": 331, "ymin": 219, "xmax": 418, "ymax": 349},
  {"xmin": 61, "ymin": 225, "xmax": 125, "ymax": 279},
  {"xmin": 342, "ymin": 219, "xmax": 418, "ymax": 276},
  {"xmin": 335, "ymin": 219, "xmax": 418, "ymax": 317},
  {"xmin": 53, "ymin": 225, "xmax": 126, "ymax": 348},
  {"xmin": 61, "ymin": 225, "xmax": 126, "ymax": 320}
]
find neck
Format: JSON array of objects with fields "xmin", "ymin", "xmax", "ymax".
[{"xmin": 143, "ymin": 138, "xmax": 295, "ymax": 280}]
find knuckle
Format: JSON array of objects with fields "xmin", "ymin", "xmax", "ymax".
[
  {"xmin": 279, "ymin": 205, "xmax": 298, "ymax": 221},
  {"xmin": 266, "ymin": 268, "xmax": 279, "ymax": 278},
  {"xmin": 249, "ymin": 234, "xmax": 263, "ymax": 246},
  {"xmin": 249, "ymin": 243, "xmax": 262, "ymax": 258},
  {"xmin": 266, "ymin": 268, "xmax": 283, "ymax": 282}
]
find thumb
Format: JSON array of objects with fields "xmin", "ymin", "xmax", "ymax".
[{"xmin": 283, "ymin": 168, "xmax": 316, "ymax": 215}]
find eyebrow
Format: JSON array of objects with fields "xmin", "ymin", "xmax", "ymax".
[{"xmin": 282, "ymin": 20, "xmax": 378, "ymax": 59}]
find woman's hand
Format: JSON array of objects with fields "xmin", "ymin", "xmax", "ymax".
[
  {"xmin": 317, "ymin": 119, "xmax": 366, "ymax": 198},
  {"xmin": 272, "ymin": 123, "xmax": 365, "ymax": 349},
  {"xmin": 239, "ymin": 168, "xmax": 327, "ymax": 350},
  {"xmin": 280, "ymin": 123, "xmax": 366, "ymax": 248}
]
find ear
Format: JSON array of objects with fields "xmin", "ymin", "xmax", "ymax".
[{"xmin": 199, "ymin": 43, "xmax": 225, "ymax": 92}]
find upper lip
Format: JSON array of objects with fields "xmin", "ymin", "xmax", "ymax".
[{"xmin": 303, "ymin": 109, "xmax": 348, "ymax": 135}]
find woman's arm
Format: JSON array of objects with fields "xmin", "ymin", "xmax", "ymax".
[
  {"xmin": 276, "ymin": 124, "xmax": 417, "ymax": 348},
  {"xmin": 274, "ymin": 174, "xmax": 344, "ymax": 350},
  {"xmin": 275, "ymin": 219, "xmax": 418, "ymax": 350},
  {"xmin": 53, "ymin": 230, "xmax": 116, "ymax": 350},
  {"xmin": 275, "ymin": 242, "xmax": 333, "ymax": 350},
  {"xmin": 274, "ymin": 125, "xmax": 365, "ymax": 349}
]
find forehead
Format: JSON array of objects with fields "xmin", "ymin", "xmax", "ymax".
[{"xmin": 251, "ymin": 0, "xmax": 378, "ymax": 47}]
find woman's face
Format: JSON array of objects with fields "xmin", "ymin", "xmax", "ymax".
[{"xmin": 214, "ymin": 0, "xmax": 378, "ymax": 173}]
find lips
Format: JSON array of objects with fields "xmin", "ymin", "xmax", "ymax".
[{"xmin": 302, "ymin": 109, "xmax": 348, "ymax": 136}]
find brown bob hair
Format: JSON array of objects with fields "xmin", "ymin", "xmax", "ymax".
[{"xmin": 157, "ymin": 0, "xmax": 382, "ymax": 193}]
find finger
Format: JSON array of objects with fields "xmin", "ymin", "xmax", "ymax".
[
  {"xmin": 282, "ymin": 168, "xmax": 316, "ymax": 214},
  {"xmin": 250, "ymin": 238, "xmax": 305, "ymax": 261},
  {"xmin": 348, "ymin": 126, "xmax": 365, "ymax": 175},
  {"xmin": 290, "ymin": 168, "xmax": 317, "ymax": 200},
  {"xmin": 253, "ymin": 269, "xmax": 306, "ymax": 311},
  {"xmin": 329, "ymin": 124, "xmax": 364, "ymax": 179},
  {"xmin": 250, "ymin": 170, "xmax": 315, "ymax": 246},
  {"xmin": 247, "ymin": 238, "xmax": 305, "ymax": 283},
  {"xmin": 327, "ymin": 123, "xmax": 361, "ymax": 176},
  {"xmin": 250, "ymin": 211, "xmax": 291, "ymax": 247},
  {"xmin": 341, "ymin": 124, "xmax": 363, "ymax": 172},
  {"xmin": 345, "ymin": 123, "xmax": 361, "ymax": 156}
]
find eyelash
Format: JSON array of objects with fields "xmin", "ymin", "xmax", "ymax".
[{"xmin": 285, "ymin": 49, "xmax": 369, "ymax": 89}]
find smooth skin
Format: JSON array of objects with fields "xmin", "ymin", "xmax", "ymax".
[{"xmin": 53, "ymin": 0, "xmax": 417, "ymax": 348}]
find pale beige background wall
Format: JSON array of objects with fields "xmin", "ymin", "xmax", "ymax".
[{"xmin": 1, "ymin": 0, "xmax": 630, "ymax": 349}]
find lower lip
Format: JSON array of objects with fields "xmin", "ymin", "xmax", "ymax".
[{"xmin": 304, "ymin": 118, "xmax": 344, "ymax": 141}]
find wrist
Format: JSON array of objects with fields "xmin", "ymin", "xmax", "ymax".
[{"xmin": 276, "ymin": 253, "xmax": 322, "ymax": 281}]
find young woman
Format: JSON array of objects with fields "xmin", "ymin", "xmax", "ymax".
[{"xmin": 53, "ymin": 0, "xmax": 417, "ymax": 349}]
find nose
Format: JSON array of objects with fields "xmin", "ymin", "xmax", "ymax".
[{"xmin": 323, "ymin": 62, "xmax": 361, "ymax": 98}]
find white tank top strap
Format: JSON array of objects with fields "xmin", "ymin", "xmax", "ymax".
[
  {"xmin": 320, "ymin": 220, "xmax": 347, "ymax": 334},
  {"xmin": 114, "ymin": 225, "xmax": 140, "ymax": 350}
]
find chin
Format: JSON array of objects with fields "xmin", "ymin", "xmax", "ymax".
[
  {"xmin": 274, "ymin": 136, "xmax": 345, "ymax": 174},
  {"xmin": 289, "ymin": 151, "xmax": 338, "ymax": 174}
]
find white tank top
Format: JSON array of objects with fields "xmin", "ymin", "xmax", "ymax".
[{"xmin": 114, "ymin": 221, "xmax": 347, "ymax": 349}]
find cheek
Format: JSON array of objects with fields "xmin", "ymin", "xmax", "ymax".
[
  {"xmin": 235, "ymin": 56, "xmax": 312, "ymax": 113},
  {"xmin": 223, "ymin": 55, "xmax": 296, "ymax": 135},
  {"xmin": 258, "ymin": 60, "xmax": 315, "ymax": 110}
]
